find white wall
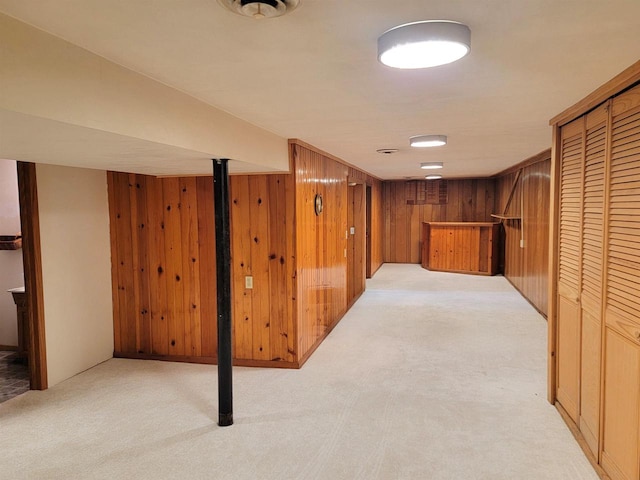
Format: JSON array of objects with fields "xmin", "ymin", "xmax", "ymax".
[
  {"xmin": 0, "ymin": 160, "xmax": 23, "ymax": 347},
  {"xmin": 36, "ymin": 164, "xmax": 114, "ymax": 387}
]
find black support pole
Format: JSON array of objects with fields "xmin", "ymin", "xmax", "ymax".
[{"xmin": 213, "ymin": 159, "xmax": 233, "ymax": 427}]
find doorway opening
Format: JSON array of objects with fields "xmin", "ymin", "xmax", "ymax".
[
  {"xmin": 0, "ymin": 160, "xmax": 47, "ymax": 402},
  {"xmin": 366, "ymin": 184, "xmax": 372, "ymax": 279},
  {"xmin": 0, "ymin": 160, "xmax": 28, "ymax": 402}
]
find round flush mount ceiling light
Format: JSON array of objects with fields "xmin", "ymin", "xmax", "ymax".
[
  {"xmin": 410, "ymin": 134, "xmax": 447, "ymax": 148},
  {"xmin": 378, "ymin": 20, "xmax": 471, "ymax": 69},
  {"xmin": 420, "ymin": 162, "xmax": 444, "ymax": 170},
  {"xmin": 425, "ymin": 174, "xmax": 443, "ymax": 180},
  {"xmin": 217, "ymin": 0, "xmax": 300, "ymax": 19}
]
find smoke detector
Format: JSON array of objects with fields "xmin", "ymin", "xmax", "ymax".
[{"xmin": 217, "ymin": 0, "xmax": 300, "ymax": 19}]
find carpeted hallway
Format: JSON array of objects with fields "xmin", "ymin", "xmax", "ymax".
[{"xmin": 0, "ymin": 264, "xmax": 597, "ymax": 479}]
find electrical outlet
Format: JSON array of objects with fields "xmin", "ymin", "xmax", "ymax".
[
  {"xmin": 350, "ymin": 227, "xmax": 355, "ymax": 235},
  {"xmin": 245, "ymin": 276, "xmax": 253, "ymax": 289}
]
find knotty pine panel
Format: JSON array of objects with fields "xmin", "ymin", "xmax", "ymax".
[
  {"xmin": 110, "ymin": 144, "xmax": 379, "ymax": 368},
  {"xmin": 496, "ymin": 152, "xmax": 551, "ymax": 316},
  {"xmin": 382, "ymin": 178, "xmax": 496, "ymax": 264},
  {"xmin": 108, "ymin": 172, "xmax": 217, "ymax": 360},
  {"xmin": 229, "ymin": 173, "xmax": 297, "ymax": 364},
  {"xmin": 292, "ymin": 142, "xmax": 348, "ymax": 361}
]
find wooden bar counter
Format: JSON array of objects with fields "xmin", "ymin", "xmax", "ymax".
[{"xmin": 421, "ymin": 222, "xmax": 500, "ymax": 276}]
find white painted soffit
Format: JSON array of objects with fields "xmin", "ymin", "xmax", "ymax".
[
  {"xmin": 0, "ymin": 13, "xmax": 289, "ymax": 176},
  {"xmin": 0, "ymin": 110, "xmax": 281, "ymax": 176}
]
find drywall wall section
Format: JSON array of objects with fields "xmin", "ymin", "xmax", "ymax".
[
  {"xmin": 36, "ymin": 164, "xmax": 114, "ymax": 387},
  {"xmin": 0, "ymin": 160, "xmax": 23, "ymax": 348}
]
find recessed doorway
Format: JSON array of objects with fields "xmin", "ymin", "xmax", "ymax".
[{"xmin": 0, "ymin": 159, "xmax": 29, "ymax": 402}]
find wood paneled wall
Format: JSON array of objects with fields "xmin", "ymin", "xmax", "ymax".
[
  {"xmin": 347, "ymin": 166, "xmax": 384, "ymax": 277},
  {"xmin": 108, "ymin": 173, "xmax": 218, "ymax": 360},
  {"xmin": 347, "ymin": 183, "xmax": 366, "ymax": 305},
  {"xmin": 496, "ymin": 151, "xmax": 551, "ymax": 316},
  {"xmin": 109, "ymin": 142, "xmax": 383, "ymax": 368},
  {"xmin": 368, "ymin": 179, "xmax": 384, "ymax": 276},
  {"xmin": 292, "ymin": 142, "xmax": 349, "ymax": 361},
  {"xmin": 382, "ymin": 178, "xmax": 496, "ymax": 263},
  {"xmin": 108, "ymin": 172, "xmax": 299, "ymax": 367},
  {"xmin": 229, "ymin": 174, "xmax": 297, "ymax": 365}
]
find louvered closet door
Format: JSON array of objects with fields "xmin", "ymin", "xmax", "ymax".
[
  {"xmin": 601, "ymin": 85, "xmax": 640, "ymax": 480},
  {"xmin": 579, "ymin": 104, "xmax": 608, "ymax": 457},
  {"xmin": 556, "ymin": 117, "xmax": 584, "ymax": 423}
]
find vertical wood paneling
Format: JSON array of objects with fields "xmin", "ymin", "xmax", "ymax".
[
  {"xmin": 179, "ymin": 178, "xmax": 201, "ymax": 356},
  {"xmin": 382, "ymin": 178, "xmax": 496, "ymax": 264},
  {"xmin": 424, "ymin": 223, "xmax": 498, "ymax": 275},
  {"xmin": 146, "ymin": 176, "xmax": 169, "ymax": 355},
  {"xmin": 229, "ymin": 172, "xmax": 297, "ymax": 365},
  {"xmin": 248, "ymin": 175, "xmax": 271, "ymax": 360},
  {"xmin": 368, "ymin": 179, "xmax": 384, "ymax": 276},
  {"xmin": 163, "ymin": 177, "xmax": 186, "ymax": 356},
  {"xmin": 109, "ymin": 142, "xmax": 378, "ymax": 368},
  {"xmin": 347, "ymin": 184, "xmax": 366, "ymax": 305},
  {"xmin": 195, "ymin": 176, "xmax": 217, "ymax": 357},
  {"xmin": 135, "ymin": 176, "xmax": 152, "ymax": 355},
  {"xmin": 266, "ymin": 175, "xmax": 296, "ymax": 363},
  {"xmin": 496, "ymin": 152, "xmax": 551, "ymax": 316},
  {"xmin": 292, "ymin": 142, "xmax": 348, "ymax": 362},
  {"xmin": 110, "ymin": 173, "xmax": 216, "ymax": 361},
  {"xmin": 229, "ymin": 175, "xmax": 253, "ymax": 360}
]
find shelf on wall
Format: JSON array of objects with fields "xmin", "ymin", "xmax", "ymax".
[
  {"xmin": 491, "ymin": 214, "xmax": 521, "ymax": 221},
  {"xmin": 0, "ymin": 234, "xmax": 22, "ymax": 250}
]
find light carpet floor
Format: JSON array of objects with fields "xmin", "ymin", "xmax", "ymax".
[{"xmin": 0, "ymin": 264, "xmax": 597, "ymax": 479}]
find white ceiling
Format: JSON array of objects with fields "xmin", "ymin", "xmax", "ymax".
[{"xmin": 2, "ymin": 0, "xmax": 640, "ymax": 179}]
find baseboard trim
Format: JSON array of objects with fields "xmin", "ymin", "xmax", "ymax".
[
  {"xmin": 113, "ymin": 352, "xmax": 300, "ymax": 369},
  {"xmin": 0, "ymin": 345, "xmax": 19, "ymax": 351},
  {"xmin": 297, "ymin": 308, "xmax": 349, "ymax": 368},
  {"xmin": 503, "ymin": 275, "xmax": 547, "ymax": 319},
  {"xmin": 555, "ymin": 402, "xmax": 610, "ymax": 480}
]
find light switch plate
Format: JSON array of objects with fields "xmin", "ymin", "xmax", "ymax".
[{"xmin": 245, "ymin": 276, "xmax": 253, "ymax": 289}]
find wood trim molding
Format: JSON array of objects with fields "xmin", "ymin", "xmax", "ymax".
[
  {"xmin": 494, "ymin": 149, "xmax": 552, "ymax": 178},
  {"xmin": 113, "ymin": 352, "xmax": 300, "ymax": 369},
  {"xmin": 549, "ymin": 59, "xmax": 640, "ymax": 127},
  {"xmin": 16, "ymin": 161, "xmax": 48, "ymax": 390},
  {"xmin": 547, "ymin": 127, "xmax": 561, "ymax": 405},
  {"xmin": 297, "ymin": 309, "xmax": 348, "ymax": 368}
]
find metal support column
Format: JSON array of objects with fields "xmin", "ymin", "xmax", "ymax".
[{"xmin": 213, "ymin": 159, "xmax": 233, "ymax": 427}]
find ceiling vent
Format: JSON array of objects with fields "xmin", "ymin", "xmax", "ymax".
[{"xmin": 217, "ymin": 0, "xmax": 300, "ymax": 19}]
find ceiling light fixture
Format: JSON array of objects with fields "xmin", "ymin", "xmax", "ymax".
[
  {"xmin": 410, "ymin": 135, "xmax": 447, "ymax": 148},
  {"xmin": 420, "ymin": 162, "xmax": 444, "ymax": 170},
  {"xmin": 217, "ymin": 0, "xmax": 300, "ymax": 19},
  {"xmin": 425, "ymin": 174, "xmax": 443, "ymax": 180},
  {"xmin": 378, "ymin": 20, "xmax": 471, "ymax": 69}
]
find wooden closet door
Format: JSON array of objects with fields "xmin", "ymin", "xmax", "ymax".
[
  {"xmin": 579, "ymin": 104, "xmax": 608, "ymax": 456},
  {"xmin": 556, "ymin": 117, "xmax": 585, "ymax": 423},
  {"xmin": 601, "ymin": 84, "xmax": 640, "ymax": 480}
]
